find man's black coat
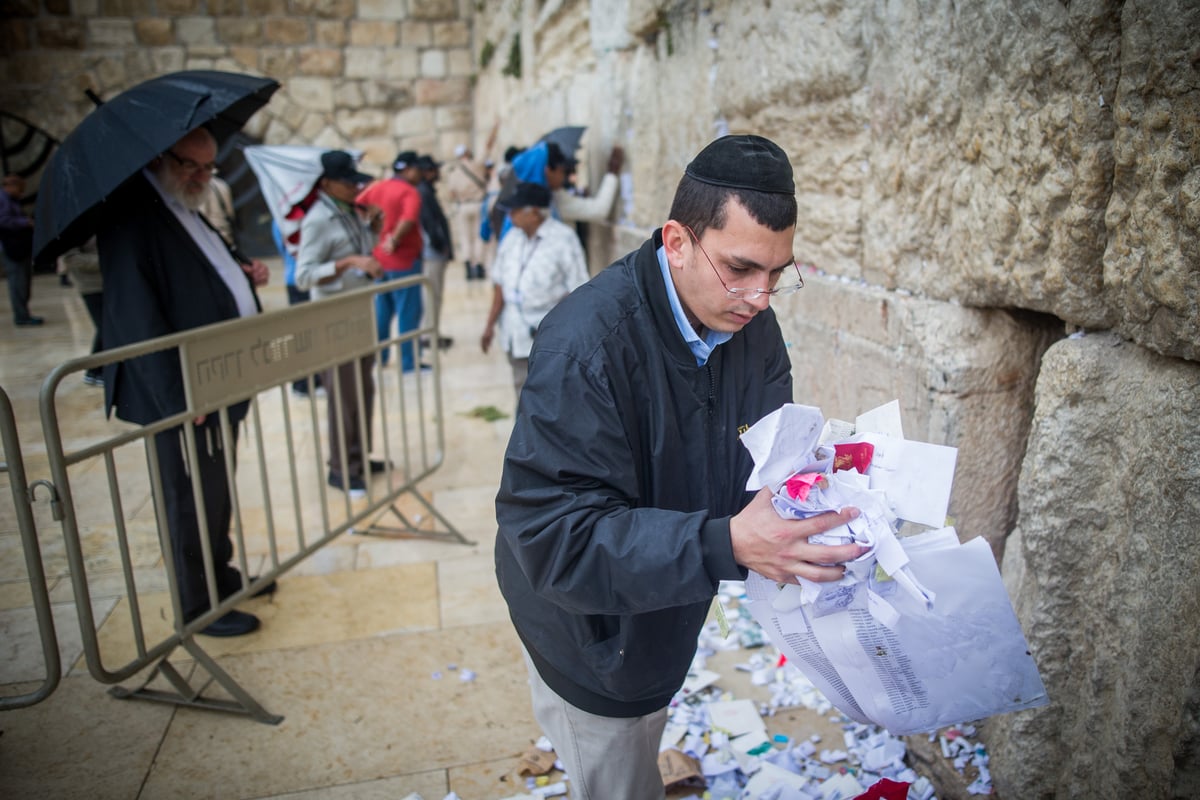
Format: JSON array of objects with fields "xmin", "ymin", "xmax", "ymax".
[{"xmin": 97, "ymin": 173, "xmax": 259, "ymax": 425}]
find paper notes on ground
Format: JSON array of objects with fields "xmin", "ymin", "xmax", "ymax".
[
  {"xmin": 516, "ymin": 745, "xmax": 558, "ymax": 776},
  {"xmin": 738, "ymin": 401, "xmax": 1048, "ymax": 734},
  {"xmin": 658, "ymin": 748, "xmax": 704, "ymax": 789}
]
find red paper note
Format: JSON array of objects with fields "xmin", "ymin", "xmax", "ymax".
[{"xmin": 833, "ymin": 442, "xmax": 875, "ymax": 474}]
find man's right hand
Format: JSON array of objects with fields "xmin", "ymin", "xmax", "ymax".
[
  {"xmin": 729, "ymin": 486, "xmax": 865, "ymax": 584},
  {"xmin": 607, "ymin": 146, "xmax": 625, "ymax": 175}
]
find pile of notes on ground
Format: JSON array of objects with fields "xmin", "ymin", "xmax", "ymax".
[{"xmin": 653, "ymin": 584, "xmax": 997, "ymax": 798}]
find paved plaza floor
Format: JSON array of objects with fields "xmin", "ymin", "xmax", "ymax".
[{"xmin": 0, "ymin": 260, "xmax": 946, "ymax": 799}]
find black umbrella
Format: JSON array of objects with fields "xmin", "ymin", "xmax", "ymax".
[
  {"xmin": 33, "ymin": 70, "xmax": 280, "ymax": 264},
  {"xmin": 538, "ymin": 125, "xmax": 586, "ymax": 159}
]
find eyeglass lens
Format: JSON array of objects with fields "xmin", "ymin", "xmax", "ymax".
[
  {"xmin": 684, "ymin": 225, "xmax": 803, "ymax": 297},
  {"xmin": 167, "ymin": 150, "xmax": 219, "ymax": 175}
]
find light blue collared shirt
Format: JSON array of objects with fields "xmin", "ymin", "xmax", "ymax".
[{"xmin": 656, "ymin": 244, "xmax": 731, "ymax": 365}]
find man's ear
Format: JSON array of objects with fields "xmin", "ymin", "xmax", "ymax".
[{"xmin": 661, "ymin": 220, "xmax": 689, "ymax": 269}]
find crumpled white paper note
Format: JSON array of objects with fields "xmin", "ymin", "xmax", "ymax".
[{"xmin": 737, "ymin": 401, "xmax": 1048, "ymax": 734}]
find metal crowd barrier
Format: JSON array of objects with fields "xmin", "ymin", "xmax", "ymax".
[
  {"xmin": 2, "ymin": 275, "xmax": 471, "ymax": 724},
  {"xmin": 0, "ymin": 386, "xmax": 62, "ymax": 711}
]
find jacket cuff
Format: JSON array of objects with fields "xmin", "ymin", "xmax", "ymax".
[{"xmin": 700, "ymin": 516, "xmax": 748, "ymax": 582}]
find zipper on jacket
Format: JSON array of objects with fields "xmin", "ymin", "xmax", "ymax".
[{"xmin": 706, "ymin": 364, "xmax": 719, "ymax": 504}]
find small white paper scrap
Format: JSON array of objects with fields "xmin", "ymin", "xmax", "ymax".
[
  {"xmin": 707, "ymin": 698, "xmax": 767, "ymax": 738},
  {"xmin": 741, "ymin": 404, "xmax": 825, "ymax": 491}
]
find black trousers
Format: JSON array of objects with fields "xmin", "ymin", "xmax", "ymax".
[
  {"xmin": 154, "ymin": 419, "xmax": 243, "ymax": 621},
  {"xmin": 324, "ymin": 355, "xmax": 375, "ymax": 479},
  {"xmin": 3, "ymin": 250, "xmax": 32, "ymax": 322},
  {"xmin": 81, "ymin": 291, "xmax": 103, "ymax": 376}
]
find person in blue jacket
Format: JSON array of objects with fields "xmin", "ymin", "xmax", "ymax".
[
  {"xmin": 484, "ymin": 141, "xmax": 576, "ymax": 242},
  {"xmin": 495, "ymin": 135, "xmax": 866, "ymax": 799}
]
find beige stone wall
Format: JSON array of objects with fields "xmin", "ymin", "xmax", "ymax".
[
  {"xmin": 468, "ymin": 1, "xmax": 1200, "ymax": 793},
  {"xmin": 472, "ymin": 0, "xmax": 1198, "ymax": 362},
  {"xmin": 0, "ymin": 0, "xmax": 476, "ymax": 176}
]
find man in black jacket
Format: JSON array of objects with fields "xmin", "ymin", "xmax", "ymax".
[
  {"xmin": 495, "ymin": 135, "xmax": 866, "ymax": 799},
  {"xmin": 99, "ymin": 126, "xmax": 271, "ymax": 638},
  {"xmin": 416, "ymin": 154, "xmax": 454, "ymax": 349},
  {"xmin": 1, "ymin": 173, "xmax": 41, "ymax": 326}
]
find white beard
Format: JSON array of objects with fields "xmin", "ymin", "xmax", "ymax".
[{"xmin": 153, "ymin": 163, "xmax": 207, "ymax": 211}]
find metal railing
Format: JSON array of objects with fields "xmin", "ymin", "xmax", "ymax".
[
  {"xmin": 2, "ymin": 275, "xmax": 471, "ymax": 723},
  {"xmin": 0, "ymin": 385, "xmax": 61, "ymax": 711}
]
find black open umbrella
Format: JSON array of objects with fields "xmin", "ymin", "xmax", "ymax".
[
  {"xmin": 33, "ymin": 70, "xmax": 280, "ymax": 265},
  {"xmin": 538, "ymin": 125, "xmax": 586, "ymax": 160}
]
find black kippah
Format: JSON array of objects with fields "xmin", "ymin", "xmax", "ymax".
[{"xmin": 684, "ymin": 134, "xmax": 795, "ymax": 195}]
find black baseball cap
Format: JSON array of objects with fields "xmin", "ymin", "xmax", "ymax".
[
  {"xmin": 321, "ymin": 150, "xmax": 372, "ymax": 185},
  {"xmin": 393, "ymin": 150, "xmax": 419, "ymax": 171}
]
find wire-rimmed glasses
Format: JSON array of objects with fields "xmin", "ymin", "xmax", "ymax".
[
  {"xmin": 165, "ymin": 150, "xmax": 219, "ymax": 176},
  {"xmin": 684, "ymin": 224, "xmax": 804, "ymax": 298}
]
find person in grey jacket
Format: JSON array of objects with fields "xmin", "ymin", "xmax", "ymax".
[
  {"xmin": 295, "ymin": 151, "xmax": 382, "ymax": 500},
  {"xmin": 495, "ymin": 135, "xmax": 865, "ymax": 799}
]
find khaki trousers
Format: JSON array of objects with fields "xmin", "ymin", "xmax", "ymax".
[{"xmin": 522, "ymin": 647, "xmax": 668, "ymax": 800}]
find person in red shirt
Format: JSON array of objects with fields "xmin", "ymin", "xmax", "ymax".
[{"xmin": 356, "ymin": 150, "xmax": 425, "ymax": 370}]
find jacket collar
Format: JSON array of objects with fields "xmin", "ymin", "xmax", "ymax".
[{"xmin": 635, "ymin": 228, "xmax": 704, "ymax": 367}]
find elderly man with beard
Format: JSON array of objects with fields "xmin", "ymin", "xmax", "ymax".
[{"xmin": 97, "ymin": 126, "xmax": 273, "ymax": 638}]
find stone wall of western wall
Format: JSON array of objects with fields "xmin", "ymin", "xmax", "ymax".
[
  {"xmin": 471, "ymin": 1, "xmax": 1200, "ymax": 796},
  {"xmin": 0, "ymin": 0, "xmax": 476, "ymax": 176}
]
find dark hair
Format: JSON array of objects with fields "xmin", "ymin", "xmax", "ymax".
[
  {"xmin": 503, "ymin": 145, "xmax": 524, "ymax": 163},
  {"xmin": 667, "ymin": 174, "xmax": 797, "ymax": 238},
  {"xmin": 545, "ymin": 142, "xmax": 571, "ymax": 170}
]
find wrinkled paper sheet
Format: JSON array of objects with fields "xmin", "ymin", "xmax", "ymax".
[{"xmin": 739, "ymin": 402, "xmax": 1048, "ymax": 735}]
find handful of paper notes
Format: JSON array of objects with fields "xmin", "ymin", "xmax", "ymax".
[{"xmin": 738, "ymin": 401, "xmax": 1048, "ymax": 735}]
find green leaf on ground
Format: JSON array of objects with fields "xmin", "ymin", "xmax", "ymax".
[{"xmin": 464, "ymin": 405, "xmax": 507, "ymax": 422}]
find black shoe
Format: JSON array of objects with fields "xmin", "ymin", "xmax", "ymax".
[
  {"xmin": 437, "ymin": 336, "xmax": 454, "ymax": 350},
  {"xmin": 60, "ymin": 275, "xmax": 72, "ymax": 287},
  {"xmin": 471, "ymin": 264, "xmax": 486, "ymax": 280},
  {"xmin": 15, "ymin": 316, "xmax": 44, "ymax": 326},
  {"xmin": 328, "ymin": 471, "xmax": 367, "ymax": 499},
  {"xmin": 369, "ymin": 458, "xmax": 392, "ymax": 474},
  {"xmin": 464, "ymin": 261, "xmax": 474, "ymax": 281},
  {"xmin": 199, "ymin": 609, "xmax": 260, "ymax": 637}
]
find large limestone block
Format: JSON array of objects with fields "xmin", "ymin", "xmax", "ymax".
[
  {"xmin": 710, "ymin": 2, "xmax": 872, "ymax": 279},
  {"xmin": 779, "ymin": 274, "xmax": 1058, "ymax": 557},
  {"xmin": 987, "ymin": 332, "xmax": 1200, "ymax": 798},
  {"xmin": 859, "ymin": 2, "xmax": 1118, "ymax": 325},
  {"xmin": 1103, "ymin": 0, "xmax": 1200, "ymax": 362},
  {"xmin": 285, "ymin": 77, "xmax": 333, "ymax": 112}
]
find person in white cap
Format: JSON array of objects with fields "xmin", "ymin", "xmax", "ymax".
[
  {"xmin": 479, "ymin": 181, "xmax": 587, "ymax": 396},
  {"xmin": 444, "ymin": 123, "xmax": 498, "ymax": 281}
]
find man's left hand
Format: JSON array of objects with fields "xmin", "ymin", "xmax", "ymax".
[{"xmin": 242, "ymin": 259, "xmax": 270, "ymax": 287}]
